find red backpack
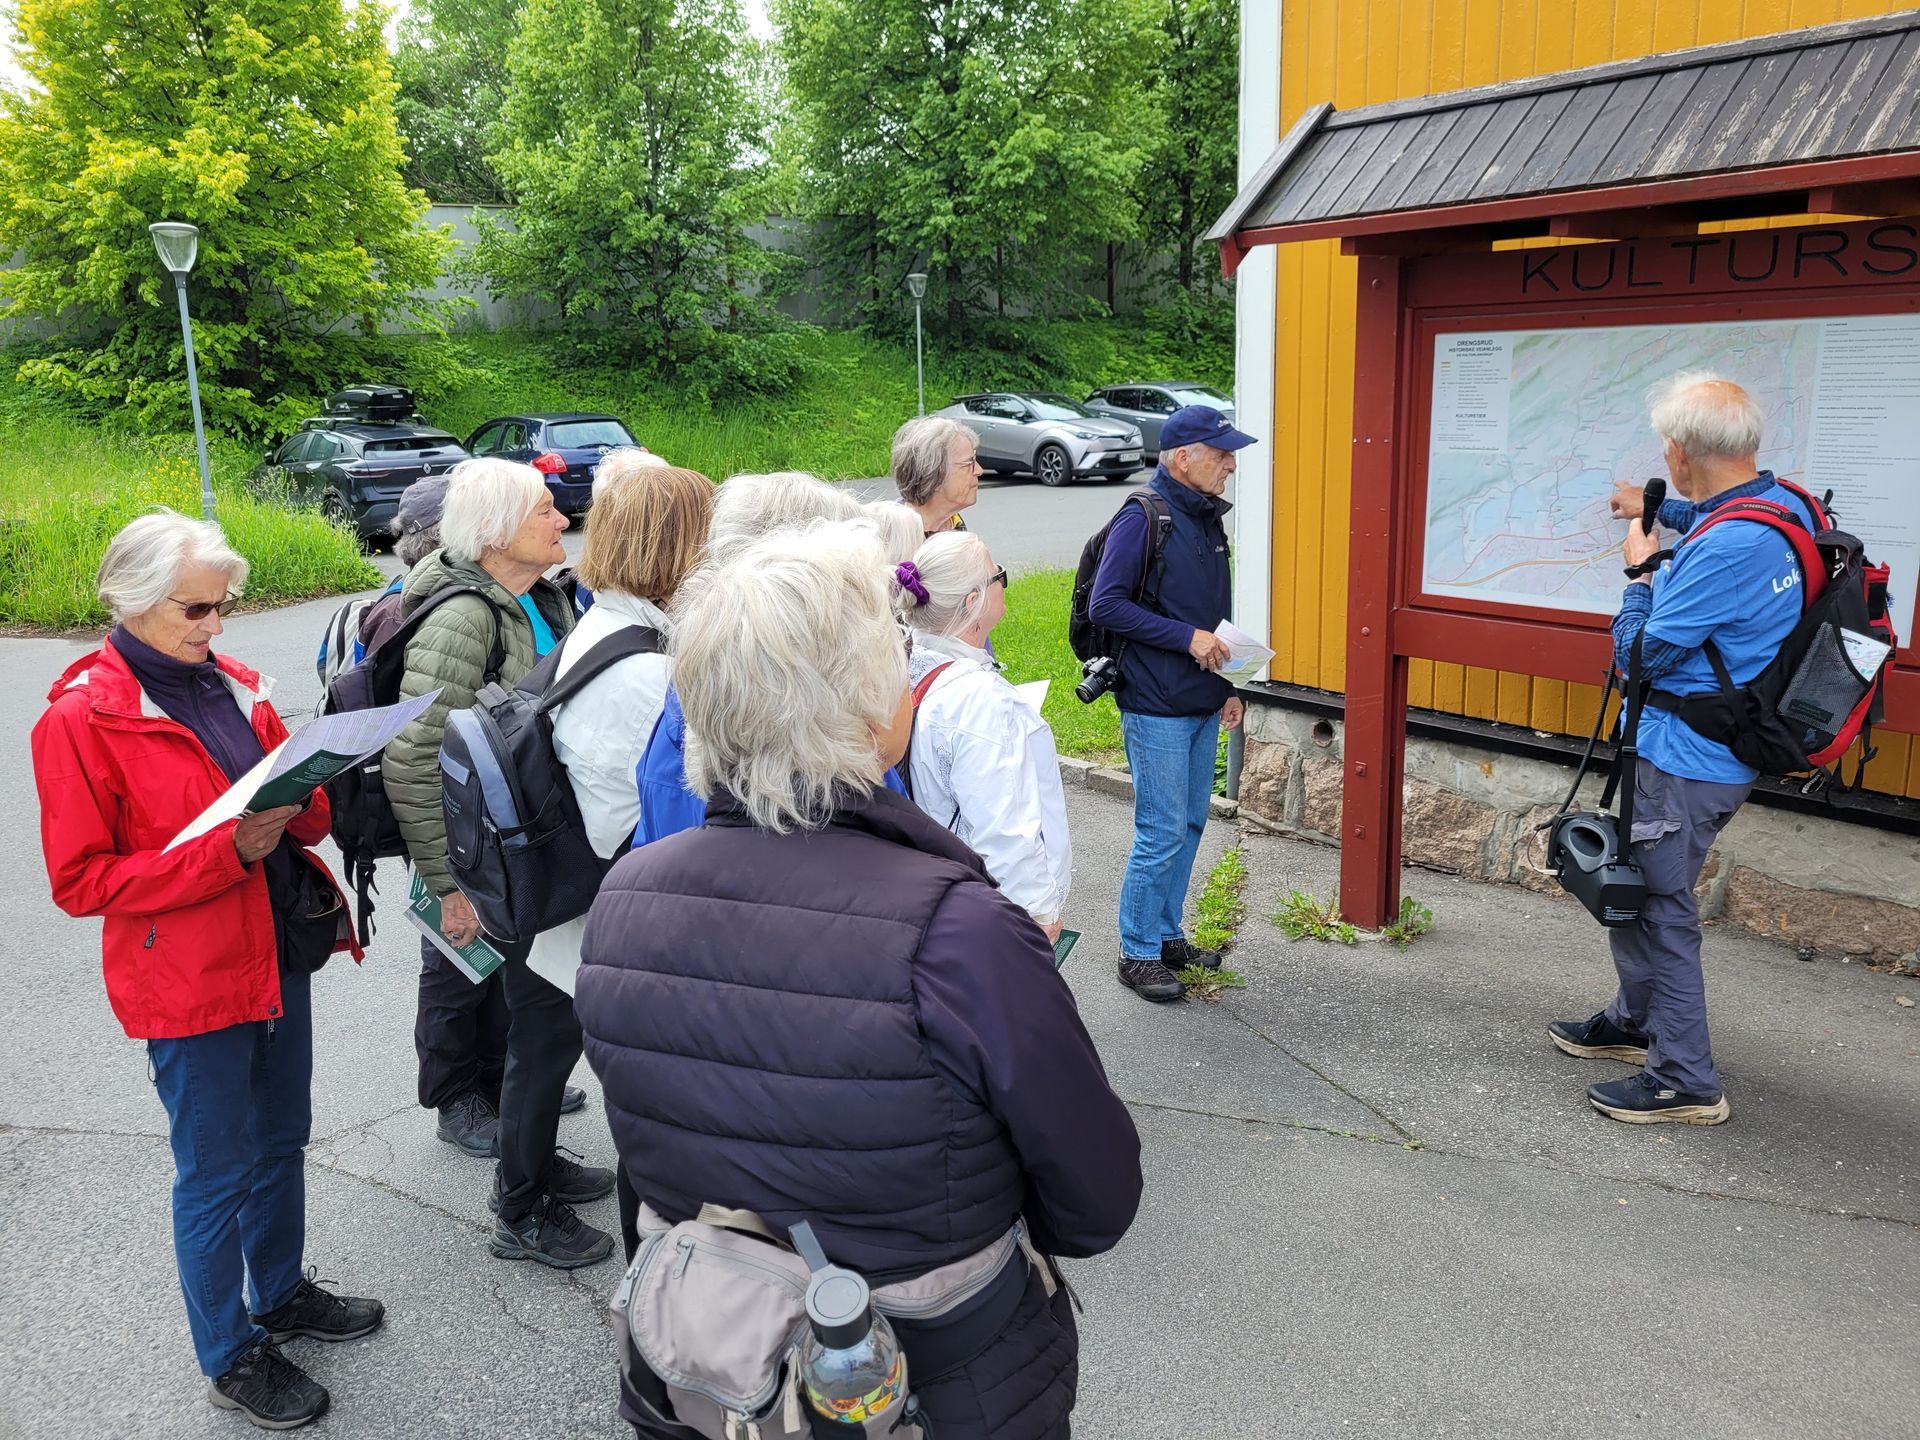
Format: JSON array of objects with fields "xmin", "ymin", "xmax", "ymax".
[{"xmin": 1646, "ymin": 479, "xmax": 1897, "ymax": 790}]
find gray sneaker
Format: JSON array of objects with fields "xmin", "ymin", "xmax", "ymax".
[
  {"xmin": 208, "ymin": 1338, "xmax": 329, "ymax": 1431},
  {"xmin": 490, "ymin": 1193, "xmax": 615, "ymax": 1269},
  {"xmin": 436, "ymin": 1090, "xmax": 499, "ymax": 1158}
]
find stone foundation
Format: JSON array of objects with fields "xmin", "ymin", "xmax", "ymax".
[{"xmin": 1241, "ymin": 704, "xmax": 1920, "ymax": 963}]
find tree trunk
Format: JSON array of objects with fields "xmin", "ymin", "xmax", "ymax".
[{"xmin": 1107, "ymin": 242, "xmax": 1117, "ymax": 312}]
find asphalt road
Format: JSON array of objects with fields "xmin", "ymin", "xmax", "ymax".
[
  {"xmin": 371, "ymin": 471, "xmax": 1154, "ymax": 584},
  {"xmin": 4, "ymin": 595, "xmax": 1918, "ymax": 1439}
]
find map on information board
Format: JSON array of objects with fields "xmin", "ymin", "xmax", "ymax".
[{"xmin": 1421, "ymin": 314, "xmax": 1919, "ymax": 640}]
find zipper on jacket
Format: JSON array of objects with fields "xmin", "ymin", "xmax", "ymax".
[{"xmin": 143, "ymin": 923, "xmax": 156, "ymax": 949}]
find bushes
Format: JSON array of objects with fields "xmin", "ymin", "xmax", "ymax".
[{"xmin": 0, "ymin": 422, "xmax": 379, "ymax": 629}]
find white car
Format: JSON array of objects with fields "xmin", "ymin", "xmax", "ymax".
[{"xmin": 936, "ymin": 392, "xmax": 1145, "ymax": 486}]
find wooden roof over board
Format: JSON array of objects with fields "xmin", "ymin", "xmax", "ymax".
[{"xmin": 1211, "ymin": 10, "xmax": 1920, "ymax": 267}]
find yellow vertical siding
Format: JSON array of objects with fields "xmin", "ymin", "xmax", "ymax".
[{"xmin": 1268, "ymin": 0, "xmax": 1919, "ymax": 798}]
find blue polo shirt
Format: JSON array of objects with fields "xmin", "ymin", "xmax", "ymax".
[{"xmin": 1633, "ymin": 474, "xmax": 1817, "ymax": 784}]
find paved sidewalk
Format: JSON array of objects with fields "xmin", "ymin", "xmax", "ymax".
[{"xmin": 3, "ymin": 609, "xmax": 1917, "ymax": 1439}]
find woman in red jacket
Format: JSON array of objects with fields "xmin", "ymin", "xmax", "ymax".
[{"xmin": 31, "ymin": 511, "xmax": 383, "ymax": 1433}]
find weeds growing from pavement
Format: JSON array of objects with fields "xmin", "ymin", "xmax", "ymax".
[
  {"xmin": 1177, "ymin": 964, "xmax": 1247, "ymax": 1000},
  {"xmin": 1381, "ymin": 897, "xmax": 1435, "ymax": 949},
  {"xmin": 1191, "ymin": 847, "xmax": 1247, "ymax": 954},
  {"xmin": 1273, "ymin": 889, "xmax": 1358, "ymax": 945}
]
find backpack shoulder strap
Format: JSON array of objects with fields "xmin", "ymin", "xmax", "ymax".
[
  {"xmin": 1131, "ymin": 490, "xmax": 1174, "ymax": 603},
  {"xmin": 405, "ymin": 584, "xmax": 510, "ymax": 682},
  {"xmin": 1770, "ymin": 477, "xmax": 1832, "ymax": 531},
  {"xmin": 912, "ymin": 661, "xmax": 955, "ymax": 707},
  {"xmin": 535, "ymin": 626, "xmax": 665, "ymax": 712},
  {"xmin": 1682, "ymin": 499, "xmax": 1828, "ymax": 607}
]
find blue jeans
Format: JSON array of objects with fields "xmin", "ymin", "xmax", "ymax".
[
  {"xmin": 148, "ymin": 970, "xmax": 312, "ymax": 1377},
  {"xmin": 1118, "ymin": 710, "xmax": 1220, "ymax": 961}
]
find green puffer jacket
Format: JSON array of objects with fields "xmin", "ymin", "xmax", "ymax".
[{"xmin": 380, "ymin": 550, "xmax": 575, "ymax": 896}]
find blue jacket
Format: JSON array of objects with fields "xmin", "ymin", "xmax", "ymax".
[
  {"xmin": 579, "ymin": 784, "xmax": 1142, "ymax": 1439},
  {"xmin": 1087, "ymin": 467, "xmax": 1234, "ymax": 717},
  {"xmin": 633, "ymin": 686, "xmax": 910, "ymax": 848}
]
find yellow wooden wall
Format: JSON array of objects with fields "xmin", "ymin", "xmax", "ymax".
[{"xmin": 1269, "ymin": 0, "xmax": 1920, "ymax": 798}]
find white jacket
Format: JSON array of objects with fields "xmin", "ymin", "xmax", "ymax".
[
  {"xmin": 906, "ymin": 630, "xmax": 1072, "ymax": 926},
  {"xmin": 527, "ymin": 589, "xmax": 673, "ymax": 995}
]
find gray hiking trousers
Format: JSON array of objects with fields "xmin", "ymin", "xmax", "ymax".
[{"xmin": 1603, "ymin": 758, "xmax": 1751, "ymax": 1098}]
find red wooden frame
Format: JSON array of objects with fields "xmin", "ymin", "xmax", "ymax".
[{"xmin": 1334, "ymin": 216, "xmax": 1920, "ymax": 928}]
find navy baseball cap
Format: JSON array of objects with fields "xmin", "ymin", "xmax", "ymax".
[{"xmin": 1159, "ymin": 405, "xmax": 1256, "ymax": 453}]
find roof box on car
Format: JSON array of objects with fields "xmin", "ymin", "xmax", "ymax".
[{"xmin": 324, "ymin": 383, "xmax": 418, "ymax": 424}]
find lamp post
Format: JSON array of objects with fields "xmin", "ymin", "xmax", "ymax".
[
  {"xmin": 905, "ymin": 272, "xmax": 928, "ymax": 416},
  {"xmin": 149, "ymin": 222, "xmax": 216, "ymax": 521}
]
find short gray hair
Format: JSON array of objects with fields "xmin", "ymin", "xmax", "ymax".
[
  {"xmin": 863, "ymin": 500, "xmax": 924, "ymax": 566},
  {"xmin": 706, "ymin": 471, "xmax": 864, "ymax": 567},
  {"xmin": 890, "ymin": 415, "xmax": 972, "ymax": 507},
  {"xmin": 439, "ymin": 457, "xmax": 548, "ymax": 562},
  {"xmin": 1648, "ymin": 372, "xmax": 1764, "ymax": 461},
  {"xmin": 96, "ymin": 508, "xmax": 249, "ymax": 624},
  {"xmin": 676, "ymin": 520, "xmax": 906, "ymax": 834},
  {"xmin": 894, "ymin": 531, "xmax": 995, "ymax": 636},
  {"xmin": 592, "ymin": 446, "xmax": 668, "ymax": 500}
]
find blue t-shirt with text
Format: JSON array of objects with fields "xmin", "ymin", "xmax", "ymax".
[{"xmin": 1638, "ymin": 478, "xmax": 1816, "ymax": 784}]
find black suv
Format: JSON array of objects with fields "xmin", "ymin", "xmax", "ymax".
[
  {"xmin": 464, "ymin": 412, "xmax": 644, "ymax": 515},
  {"xmin": 251, "ymin": 420, "xmax": 469, "ymax": 539}
]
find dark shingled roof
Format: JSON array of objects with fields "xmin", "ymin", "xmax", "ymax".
[{"xmin": 1209, "ymin": 10, "xmax": 1920, "ymax": 243}]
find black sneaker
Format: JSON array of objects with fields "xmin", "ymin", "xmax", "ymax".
[
  {"xmin": 208, "ymin": 1338, "xmax": 329, "ymax": 1431},
  {"xmin": 1163, "ymin": 937, "xmax": 1222, "ymax": 972},
  {"xmin": 436, "ymin": 1090, "xmax": 499, "ymax": 1158},
  {"xmin": 1549, "ymin": 1011, "xmax": 1650, "ymax": 1064},
  {"xmin": 1588, "ymin": 1072, "xmax": 1730, "ymax": 1126},
  {"xmin": 488, "ymin": 1149, "xmax": 617, "ymax": 1214},
  {"xmin": 490, "ymin": 1193, "xmax": 616, "ymax": 1269},
  {"xmin": 250, "ymin": 1268, "xmax": 385, "ymax": 1343},
  {"xmin": 560, "ymin": 1085, "xmax": 587, "ymax": 1115},
  {"xmin": 1118, "ymin": 959, "xmax": 1184, "ymax": 1002}
]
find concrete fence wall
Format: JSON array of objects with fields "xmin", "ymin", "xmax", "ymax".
[{"xmin": 1237, "ymin": 704, "xmax": 1920, "ymax": 965}]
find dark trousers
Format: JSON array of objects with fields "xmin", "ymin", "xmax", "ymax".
[
  {"xmin": 498, "ymin": 953, "xmax": 585, "ymax": 1220},
  {"xmin": 149, "ymin": 970, "xmax": 312, "ymax": 1376},
  {"xmin": 415, "ymin": 936, "xmax": 509, "ymax": 1111}
]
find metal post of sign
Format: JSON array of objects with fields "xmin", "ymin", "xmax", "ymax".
[
  {"xmin": 150, "ymin": 222, "xmax": 216, "ymax": 520},
  {"xmin": 905, "ymin": 272, "xmax": 928, "ymax": 415}
]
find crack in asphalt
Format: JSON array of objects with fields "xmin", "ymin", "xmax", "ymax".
[{"xmin": 1220, "ymin": 1004, "xmax": 1425, "ymax": 1144}]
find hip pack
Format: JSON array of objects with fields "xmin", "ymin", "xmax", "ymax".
[{"xmin": 611, "ymin": 1202, "xmax": 1052, "ymax": 1440}]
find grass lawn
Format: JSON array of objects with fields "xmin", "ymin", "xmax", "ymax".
[{"xmin": 993, "ymin": 568, "xmax": 1124, "ymax": 764}]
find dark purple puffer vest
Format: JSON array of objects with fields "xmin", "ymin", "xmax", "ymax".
[{"xmin": 576, "ymin": 787, "xmax": 1026, "ymax": 1280}]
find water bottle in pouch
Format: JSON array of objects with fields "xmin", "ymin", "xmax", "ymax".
[{"xmin": 790, "ymin": 1222, "xmax": 922, "ymax": 1435}]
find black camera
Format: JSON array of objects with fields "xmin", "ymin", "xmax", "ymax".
[
  {"xmin": 1544, "ymin": 811, "xmax": 1646, "ymax": 927},
  {"xmin": 1075, "ymin": 655, "xmax": 1119, "ymax": 704}
]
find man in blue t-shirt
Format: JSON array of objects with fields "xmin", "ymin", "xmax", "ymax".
[{"xmin": 1551, "ymin": 374, "xmax": 1816, "ymax": 1127}]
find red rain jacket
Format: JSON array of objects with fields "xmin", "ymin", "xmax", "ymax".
[{"xmin": 32, "ymin": 641, "xmax": 361, "ymax": 1040}]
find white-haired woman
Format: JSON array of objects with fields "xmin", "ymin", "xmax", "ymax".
[
  {"xmin": 891, "ymin": 414, "xmax": 982, "ymax": 536},
  {"xmin": 864, "ymin": 496, "xmax": 925, "ymax": 565},
  {"xmin": 895, "ymin": 532, "xmax": 1072, "ymax": 938},
  {"xmin": 577, "ymin": 521, "xmax": 1141, "ymax": 1440},
  {"xmin": 631, "ymin": 471, "xmax": 868, "ymax": 848},
  {"xmin": 380, "ymin": 457, "xmax": 617, "ymax": 1269},
  {"xmin": 32, "ymin": 511, "xmax": 379, "ymax": 1431}
]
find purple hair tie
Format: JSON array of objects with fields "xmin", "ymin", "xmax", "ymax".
[{"xmin": 895, "ymin": 561, "xmax": 930, "ymax": 606}]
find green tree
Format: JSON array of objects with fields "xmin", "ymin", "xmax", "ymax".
[
  {"xmin": 773, "ymin": 0, "xmax": 1159, "ymax": 329},
  {"xmin": 392, "ymin": 0, "xmax": 518, "ymax": 205},
  {"xmin": 0, "ymin": 0, "xmax": 452, "ymax": 435},
  {"xmin": 1136, "ymin": 0, "xmax": 1239, "ymax": 297},
  {"xmin": 472, "ymin": 0, "xmax": 777, "ymax": 376}
]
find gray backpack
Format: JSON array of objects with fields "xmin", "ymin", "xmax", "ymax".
[{"xmin": 612, "ymin": 1203, "xmax": 1052, "ymax": 1440}]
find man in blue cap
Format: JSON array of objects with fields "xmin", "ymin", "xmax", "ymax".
[{"xmin": 1089, "ymin": 405, "xmax": 1256, "ymax": 1001}]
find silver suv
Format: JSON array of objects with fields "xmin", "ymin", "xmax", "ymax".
[
  {"xmin": 1082, "ymin": 382, "xmax": 1235, "ymax": 461},
  {"xmin": 936, "ymin": 392, "xmax": 1144, "ymax": 486}
]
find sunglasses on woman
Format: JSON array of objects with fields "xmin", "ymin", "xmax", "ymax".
[{"xmin": 168, "ymin": 594, "xmax": 239, "ymax": 622}]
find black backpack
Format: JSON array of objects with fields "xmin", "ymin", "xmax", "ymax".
[
  {"xmin": 1067, "ymin": 490, "xmax": 1174, "ymax": 664},
  {"xmin": 1646, "ymin": 482, "xmax": 1897, "ymax": 790},
  {"xmin": 439, "ymin": 626, "xmax": 663, "ymax": 946},
  {"xmin": 320, "ymin": 584, "xmax": 505, "ymax": 943}
]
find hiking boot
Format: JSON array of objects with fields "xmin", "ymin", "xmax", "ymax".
[
  {"xmin": 490, "ymin": 1193, "xmax": 615, "ymax": 1269},
  {"xmin": 1162, "ymin": 937, "xmax": 1222, "ymax": 972},
  {"xmin": 436, "ymin": 1090, "xmax": 499, "ymax": 1158},
  {"xmin": 488, "ymin": 1150, "xmax": 617, "ymax": 1214},
  {"xmin": 1549, "ymin": 1011, "xmax": 1650, "ymax": 1064},
  {"xmin": 207, "ymin": 1338, "xmax": 329, "ymax": 1431},
  {"xmin": 1118, "ymin": 958, "xmax": 1184, "ymax": 1003},
  {"xmin": 250, "ymin": 1268, "xmax": 385, "ymax": 1344},
  {"xmin": 560, "ymin": 1085, "xmax": 587, "ymax": 1116},
  {"xmin": 1588, "ymin": 1072, "xmax": 1730, "ymax": 1126}
]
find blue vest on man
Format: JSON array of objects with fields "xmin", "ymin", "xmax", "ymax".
[{"xmin": 1087, "ymin": 466, "xmax": 1234, "ymax": 717}]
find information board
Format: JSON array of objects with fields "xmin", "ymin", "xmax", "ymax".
[{"xmin": 1420, "ymin": 314, "xmax": 1920, "ymax": 640}]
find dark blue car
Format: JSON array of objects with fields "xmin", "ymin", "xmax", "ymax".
[{"xmin": 463, "ymin": 412, "xmax": 647, "ymax": 516}]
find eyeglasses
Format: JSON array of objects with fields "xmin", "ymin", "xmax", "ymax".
[
  {"xmin": 953, "ymin": 454, "xmax": 983, "ymax": 473},
  {"xmin": 989, "ymin": 567, "xmax": 1008, "ymax": 590},
  {"xmin": 898, "ymin": 624, "xmax": 915, "ymax": 660},
  {"xmin": 168, "ymin": 594, "xmax": 239, "ymax": 621}
]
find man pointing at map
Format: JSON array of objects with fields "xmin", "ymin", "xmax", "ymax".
[{"xmin": 1550, "ymin": 373, "xmax": 1819, "ymax": 1127}]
